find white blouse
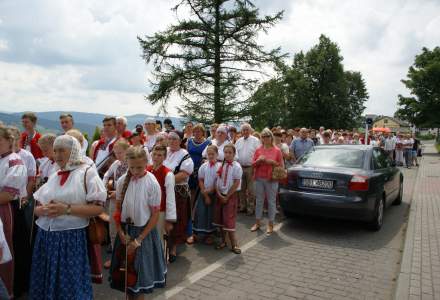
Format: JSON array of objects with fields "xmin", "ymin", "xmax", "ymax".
[
  {"xmin": 103, "ymin": 160, "xmax": 127, "ymax": 187},
  {"xmin": 163, "ymin": 148, "xmax": 194, "ymax": 185},
  {"xmin": 34, "ymin": 164, "xmax": 107, "ymax": 231},
  {"xmin": 38, "ymin": 157, "xmax": 58, "ymax": 180},
  {"xmin": 0, "ymin": 152, "xmax": 27, "ymax": 200},
  {"xmin": 17, "ymin": 149, "xmax": 36, "ymax": 179},
  {"xmin": 95, "ymin": 137, "xmax": 117, "ymax": 166},
  {"xmin": 116, "ymin": 172, "xmax": 161, "ymax": 227},
  {"xmin": 198, "ymin": 161, "xmax": 220, "ymax": 190},
  {"xmin": 216, "ymin": 161, "xmax": 242, "ymax": 195},
  {"xmin": 163, "ymin": 172, "xmax": 177, "ymax": 222}
]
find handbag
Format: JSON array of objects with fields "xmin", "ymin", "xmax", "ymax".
[
  {"xmin": 272, "ymin": 165, "xmax": 287, "ymax": 181},
  {"xmin": 83, "ymin": 166, "xmax": 107, "ymax": 245}
]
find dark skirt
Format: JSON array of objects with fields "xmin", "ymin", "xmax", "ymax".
[
  {"xmin": 109, "ymin": 226, "xmax": 167, "ymax": 295},
  {"xmin": 12, "ymin": 199, "xmax": 32, "ymax": 297},
  {"xmin": 29, "ymin": 227, "xmax": 93, "ymax": 300},
  {"xmin": 0, "ymin": 203, "xmax": 14, "ymax": 299},
  {"xmin": 193, "ymin": 191, "xmax": 216, "ymax": 235},
  {"xmin": 169, "ymin": 184, "xmax": 190, "ymax": 245}
]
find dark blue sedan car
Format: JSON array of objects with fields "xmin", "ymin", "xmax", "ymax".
[{"xmin": 279, "ymin": 145, "xmax": 403, "ymax": 231}]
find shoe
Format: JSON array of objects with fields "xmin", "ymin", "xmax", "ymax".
[
  {"xmin": 250, "ymin": 224, "xmax": 261, "ymax": 232},
  {"xmin": 186, "ymin": 235, "xmax": 195, "ymax": 245},
  {"xmin": 266, "ymin": 224, "xmax": 274, "ymax": 235},
  {"xmin": 103, "ymin": 259, "xmax": 111, "ymax": 269},
  {"xmin": 215, "ymin": 242, "xmax": 227, "ymax": 250},
  {"xmin": 169, "ymin": 254, "xmax": 177, "ymax": 263},
  {"xmin": 231, "ymin": 246, "xmax": 241, "ymax": 254}
]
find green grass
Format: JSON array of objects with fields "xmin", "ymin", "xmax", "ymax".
[{"xmin": 436, "ymin": 143, "xmax": 440, "ymax": 153}]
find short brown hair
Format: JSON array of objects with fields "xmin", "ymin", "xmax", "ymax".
[
  {"xmin": 103, "ymin": 116, "xmax": 116, "ymax": 125},
  {"xmin": 21, "ymin": 112, "xmax": 37, "ymax": 124},
  {"xmin": 38, "ymin": 133, "xmax": 57, "ymax": 147},
  {"xmin": 59, "ymin": 113, "xmax": 73, "ymax": 120},
  {"xmin": 152, "ymin": 145, "xmax": 167, "ymax": 156},
  {"xmin": 192, "ymin": 123, "xmax": 206, "ymax": 137}
]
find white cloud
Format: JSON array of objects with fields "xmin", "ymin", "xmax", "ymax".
[{"xmin": 0, "ymin": 0, "xmax": 439, "ymax": 119}]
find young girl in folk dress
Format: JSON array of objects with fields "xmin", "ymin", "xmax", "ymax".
[
  {"xmin": 214, "ymin": 144, "xmax": 242, "ymax": 254},
  {"xmin": 110, "ymin": 146, "xmax": 167, "ymax": 299},
  {"xmin": 192, "ymin": 145, "xmax": 219, "ymax": 244},
  {"xmin": 102, "ymin": 139, "xmax": 130, "ymax": 269}
]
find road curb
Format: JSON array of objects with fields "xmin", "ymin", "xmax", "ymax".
[{"xmin": 393, "ymin": 156, "xmax": 423, "ymax": 300}]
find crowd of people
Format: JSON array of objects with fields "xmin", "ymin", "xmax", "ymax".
[{"xmin": 0, "ymin": 112, "xmax": 421, "ymax": 299}]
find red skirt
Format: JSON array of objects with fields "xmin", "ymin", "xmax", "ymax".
[
  {"xmin": 169, "ymin": 184, "xmax": 190, "ymax": 245},
  {"xmin": 213, "ymin": 193, "xmax": 238, "ymax": 231},
  {"xmin": 0, "ymin": 203, "xmax": 14, "ymax": 298}
]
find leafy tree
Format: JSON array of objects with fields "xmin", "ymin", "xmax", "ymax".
[
  {"xmin": 138, "ymin": 0, "xmax": 286, "ymax": 124},
  {"xmin": 395, "ymin": 47, "xmax": 440, "ymax": 129},
  {"xmin": 92, "ymin": 126, "xmax": 101, "ymax": 142},
  {"xmin": 249, "ymin": 35, "xmax": 368, "ymax": 129}
]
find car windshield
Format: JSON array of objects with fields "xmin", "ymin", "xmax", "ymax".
[{"xmin": 297, "ymin": 148, "xmax": 365, "ymax": 169}]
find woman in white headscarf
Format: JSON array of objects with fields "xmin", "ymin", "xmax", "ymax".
[{"xmin": 29, "ymin": 135, "xmax": 107, "ymax": 300}]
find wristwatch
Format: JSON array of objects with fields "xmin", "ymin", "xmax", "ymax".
[{"xmin": 66, "ymin": 204, "xmax": 72, "ymax": 215}]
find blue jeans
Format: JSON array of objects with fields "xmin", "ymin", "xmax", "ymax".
[
  {"xmin": 404, "ymin": 149, "xmax": 413, "ymax": 167},
  {"xmin": 0, "ymin": 278, "xmax": 9, "ymax": 300}
]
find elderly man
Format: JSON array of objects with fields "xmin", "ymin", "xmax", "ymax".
[
  {"xmin": 116, "ymin": 116, "xmax": 132, "ymax": 139},
  {"xmin": 235, "ymin": 123, "xmax": 260, "ymax": 215},
  {"xmin": 59, "ymin": 113, "xmax": 89, "ymax": 155},
  {"xmin": 144, "ymin": 118, "xmax": 160, "ymax": 151},
  {"xmin": 289, "ymin": 128, "xmax": 314, "ymax": 161}
]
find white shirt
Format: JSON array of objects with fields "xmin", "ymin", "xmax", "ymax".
[
  {"xmin": 142, "ymin": 146, "xmax": 153, "ymax": 165},
  {"xmin": 163, "ymin": 172, "xmax": 177, "ymax": 221},
  {"xmin": 103, "ymin": 160, "xmax": 127, "ymax": 186},
  {"xmin": 95, "ymin": 137, "xmax": 117, "ymax": 167},
  {"xmin": 198, "ymin": 161, "xmax": 220, "ymax": 190},
  {"xmin": 116, "ymin": 172, "xmax": 161, "ymax": 226},
  {"xmin": 276, "ymin": 143, "xmax": 290, "ymax": 155},
  {"xmin": 34, "ymin": 164, "xmax": 107, "ymax": 231},
  {"xmin": 83, "ymin": 156, "xmax": 97, "ymax": 169},
  {"xmin": 164, "ymin": 148, "xmax": 194, "ymax": 184},
  {"xmin": 17, "ymin": 149, "xmax": 36, "ymax": 178},
  {"xmin": 38, "ymin": 157, "xmax": 58, "ymax": 180},
  {"xmin": 384, "ymin": 137, "xmax": 396, "ymax": 151},
  {"xmin": 202, "ymin": 139, "xmax": 238, "ymax": 162},
  {"xmin": 216, "ymin": 161, "xmax": 242, "ymax": 194},
  {"xmin": 0, "ymin": 219, "xmax": 12, "ymax": 264},
  {"xmin": 0, "ymin": 152, "xmax": 27, "ymax": 200},
  {"xmin": 235, "ymin": 135, "xmax": 261, "ymax": 167},
  {"xmin": 144, "ymin": 133, "xmax": 158, "ymax": 152},
  {"xmin": 81, "ymin": 139, "xmax": 89, "ymax": 156}
]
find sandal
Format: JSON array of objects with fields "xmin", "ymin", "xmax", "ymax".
[
  {"xmin": 231, "ymin": 246, "xmax": 241, "ymax": 254},
  {"xmin": 250, "ymin": 224, "xmax": 261, "ymax": 232},
  {"xmin": 266, "ymin": 224, "xmax": 274, "ymax": 235},
  {"xmin": 169, "ymin": 254, "xmax": 177, "ymax": 263},
  {"xmin": 215, "ymin": 242, "xmax": 227, "ymax": 250},
  {"xmin": 103, "ymin": 259, "xmax": 111, "ymax": 269}
]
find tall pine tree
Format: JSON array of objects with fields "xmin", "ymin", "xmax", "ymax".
[{"xmin": 138, "ymin": 0, "xmax": 285, "ymax": 123}]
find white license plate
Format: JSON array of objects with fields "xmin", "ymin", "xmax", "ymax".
[{"xmin": 302, "ymin": 178, "xmax": 333, "ymax": 189}]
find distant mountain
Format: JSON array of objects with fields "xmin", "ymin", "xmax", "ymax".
[{"xmin": 0, "ymin": 111, "xmax": 185, "ymax": 138}]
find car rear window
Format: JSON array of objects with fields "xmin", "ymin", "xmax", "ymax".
[{"xmin": 297, "ymin": 148, "xmax": 365, "ymax": 169}]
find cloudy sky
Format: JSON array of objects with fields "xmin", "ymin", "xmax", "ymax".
[{"xmin": 0, "ymin": 0, "xmax": 439, "ymax": 118}]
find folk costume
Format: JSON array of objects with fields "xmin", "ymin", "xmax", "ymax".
[
  {"xmin": 29, "ymin": 136, "xmax": 107, "ymax": 300},
  {"xmin": 0, "ymin": 151, "xmax": 27, "ymax": 298},
  {"xmin": 109, "ymin": 172, "xmax": 167, "ymax": 295}
]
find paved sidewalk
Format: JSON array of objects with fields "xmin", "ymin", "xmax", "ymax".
[{"xmin": 395, "ymin": 142, "xmax": 440, "ymax": 300}]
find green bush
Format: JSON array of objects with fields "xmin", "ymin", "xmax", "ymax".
[
  {"xmin": 436, "ymin": 143, "xmax": 440, "ymax": 153},
  {"xmin": 416, "ymin": 132, "xmax": 437, "ymax": 140}
]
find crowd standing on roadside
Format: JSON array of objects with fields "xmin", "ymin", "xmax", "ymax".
[{"xmin": 0, "ymin": 112, "xmax": 422, "ymax": 299}]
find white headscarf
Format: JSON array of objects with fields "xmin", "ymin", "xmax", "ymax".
[{"xmin": 53, "ymin": 135, "xmax": 83, "ymax": 171}]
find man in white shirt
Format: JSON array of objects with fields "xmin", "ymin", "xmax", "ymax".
[
  {"xmin": 235, "ymin": 123, "xmax": 261, "ymax": 215},
  {"xmin": 383, "ymin": 132, "xmax": 396, "ymax": 160}
]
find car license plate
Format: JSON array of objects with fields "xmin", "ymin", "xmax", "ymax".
[{"xmin": 302, "ymin": 178, "xmax": 333, "ymax": 189}]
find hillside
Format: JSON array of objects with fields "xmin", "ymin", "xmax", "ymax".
[{"xmin": 0, "ymin": 111, "xmax": 185, "ymax": 137}]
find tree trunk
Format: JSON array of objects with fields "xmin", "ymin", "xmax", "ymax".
[{"xmin": 213, "ymin": 0, "xmax": 222, "ymax": 123}]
